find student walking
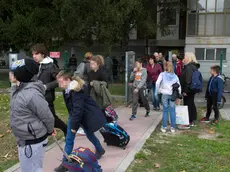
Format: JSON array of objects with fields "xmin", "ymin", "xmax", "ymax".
[
  {"xmin": 54, "ymin": 71, "xmax": 106, "ymax": 172},
  {"xmin": 201, "ymin": 65, "xmax": 223, "ymax": 124},
  {"xmin": 156, "ymin": 62, "xmax": 181, "ymax": 133},
  {"xmin": 9, "ymin": 59, "xmax": 55, "ymax": 172},
  {"xmin": 31, "ymin": 43, "xmax": 67, "ymax": 136},
  {"xmin": 129, "ymin": 58, "xmax": 150, "ymax": 121}
]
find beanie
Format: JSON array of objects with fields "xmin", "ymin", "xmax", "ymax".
[{"xmin": 10, "ymin": 59, "xmax": 39, "ymax": 82}]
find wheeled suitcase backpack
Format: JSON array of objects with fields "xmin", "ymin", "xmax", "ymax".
[
  {"xmin": 100, "ymin": 122, "xmax": 130, "ymax": 149},
  {"xmin": 104, "ymin": 105, "xmax": 118, "ymax": 123}
]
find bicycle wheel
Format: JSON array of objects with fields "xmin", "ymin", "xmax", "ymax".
[{"xmin": 218, "ymin": 96, "xmax": 225, "ymax": 109}]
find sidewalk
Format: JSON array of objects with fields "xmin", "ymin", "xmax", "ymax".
[{"xmin": 9, "ymin": 106, "xmax": 161, "ymax": 172}]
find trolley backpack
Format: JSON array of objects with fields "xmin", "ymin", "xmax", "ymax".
[
  {"xmin": 100, "ymin": 122, "xmax": 130, "ymax": 149},
  {"xmin": 104, "ymin": 105, "xmax": 118, "ymax": 123}
]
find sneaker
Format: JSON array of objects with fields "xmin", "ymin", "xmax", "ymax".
[
  {"xmin": 77, "ymin": 128, "xmax": 86, "ymax": 136},
  {"xmin": 153, "ymin": 107, "xmax": 157, "ymax": 111},
  {"xmin": 189, "ymin": 122, "xmax": 196, "ymax": 127},
  {"xmin": 177, "ymin": 125, "xmax": 190, "ymax": 130},
  {"xmin": 54, "ymin": 164, "xmax": 68, "ymax": 172},
  {"xmin": 145, "ymin": 111, "xmax": 150, "ymax": 117},
  {"xmin": 129, "ymin": 115, "xmax": 136, "ymax": 121},
  {"xmin": 161, "ymin": 127, "xmax": 167, "ymax": 133},
  {"xmin": 95, "ymin": 148, "xmax": 106, "ymax": 160},
  {"xmin": 200, "ymin": 117, "xmax": 210, "ymax": 123},
  {"xmin": 170, "ymin": 127, "xmax": 175, "ymax": 133},
  {"xmin": 211, "ymin": 120, "xmax": 219, "ymax": 125},
  {"xmin": 156, "ymin": 107, "xmax": 160, "ymax": 111}
]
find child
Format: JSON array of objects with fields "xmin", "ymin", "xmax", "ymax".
[
  {"xmin": 9, "ymin": 59, "xmax": 55, "ymax": 172},
  {"xmin": 156, "ymin": 62, "xmax": 181, "ymax": 133},
  {"xmin": 201, "ymin": 65, "xmax": 223, "ymax": 124},
  {"xmin": 54, "ymin": 71, "xmax": 106, "ymax": 172},
  {"xmin": 129, "ymin": 58, "xmax": 150, "ymax": 120}
]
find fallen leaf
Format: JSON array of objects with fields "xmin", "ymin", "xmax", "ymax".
[
  {"xmin": 209, "ymin": 128, "xmax": 215, "ymax": 134},
  {"xmin": 154, "ymin": 163, "xmax": 161, "ymax": 168},
  {"xmin": 2, "ymin": 153, "xmax": 9, "ymax": 159},
  {"xmin": 0, "ymin": 134, "xmax": 5, "ymax": 138},
  {"xmin": 180, "ymin": 170, "xmax": 186, "ymax": 172},
  {"xmin": 6, "ymin": 130, "xmax": 12, "ymax": 133},
  {"xmin": 177, "ymin": 144, "xmax": 183, "ymax": 146}
]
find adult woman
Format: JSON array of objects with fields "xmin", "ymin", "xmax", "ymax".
[
  {"xmin": 156, "ymin": 62, "xmax": 181, "ymax": 133},
  {"xmin": 180, "ymin": 52, "xmax": 200, "ymax": 126},
  {"xmin": 54, "ymin": 71, "xmax": 106, "ymax": 172},
  {"xmin": 146, "ymin": 56, "xmax": 163, "ymax": 111}
]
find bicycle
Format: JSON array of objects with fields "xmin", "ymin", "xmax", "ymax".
[{"xmin": 218, "ymin": 74, "xmax": 230, "ymax": 109}]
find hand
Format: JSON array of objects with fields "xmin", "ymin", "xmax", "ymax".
[
  {"xmin": 43, "ymin": 85, "xmax": 47, "ymax": 90},
  {"xmin": 71, "ymin": 129, "xmax": 76, "ymax": 133},
  {"xmin": 52, "ymin": 128, "xmax": 57, "ymax": 136},
  {"xmin": 128, "ymin": 83, "xmax": 133, "ymax": 86},
  {"xmin": 134, "ymin": 89, "xmax": 138, "ymax": 93},
  {"xmin": 176, "ymin": 99, "xmax": 180, "ymax": 105},
  {"xmin": 133, "ymin": 68, "xmax": 138, "ymax": 72},
  {"xmin": 183, "ymin": 92, "xmax": 187, "ymax": 96},
  {"xmin": 90, "ymin": 82, "xmax": 93, "ymax": 86}
]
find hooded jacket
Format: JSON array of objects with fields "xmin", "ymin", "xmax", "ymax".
[
  {"xmin": 130, "ymin": 68, "xmax": 147, "ymax": 89},
  {"xmin": 156, "ymin": 72, "xmax": 181, "ymax": 95},
  {"xmin": 10, "ymin": 81, "xmax": 54, "ymax": 146},
  {"xmin": 74, "ymin": 59, "xmax": 91, "ymax": 82},
  {"xmin": 36, "ymin": 57, "xmax": 59, "ymax": 104},
  {"xmin": 180, "ymin": 62, "xmax": 200, "ymax": 94}
]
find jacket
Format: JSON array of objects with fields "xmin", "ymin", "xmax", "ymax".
[
  {"xmin": 146, "ymin": 63, "xmax": 163, "ymax": 83},
  {"xmin": 10, "ymin": 81, "xmax": 54, "ymax": 146},
  {"xmin": 173, "ymin": 60, "xmax": 183, "ymax": 77},
  {"xmin": 205, "ymin": 75, "xmax": 224, "ymax": 103},
  {"xmin": 90, "ymin": 81, "xmax": 112, "ymax": 109},
  {"xmin": 180, "ymin": 62, "xmax": 200, "ymax": 94},
  {"xmin": 75, "ymin": 59, "xmax": 91, "ymax": 82},
  {"xmin": 171, "ymin": 83, "xmax": 182, "ymax": 101},
  {"xmin": 63, "ymin": 84, "xmax": 106, "ymax": 133},
  {"xmin": 36, "ymin": 57, "xmax": 59, "ymax": 104},
  {"xmin": 130, "ymin": 68, "xmax": 147, "ymax": 89},
  {"xmin": 156, "ymin": 72, "xmax": 181, "ymax": 95}
]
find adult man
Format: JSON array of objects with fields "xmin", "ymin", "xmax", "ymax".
[
  {"xmin": 172, "ymin": 54, "xmax": 183, "ymax": 77},
  {"xmin": 31, "ymin": 43, "xmax": 67, "ymax": 136},
  {"xmin": 68, "ymin": 54, "xmax": 78, "ymax": 72},
  {"xmin": 104, "ymin": 56, "xmax": 114, "ymax": 83}
]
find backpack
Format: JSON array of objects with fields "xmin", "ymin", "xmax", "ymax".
[
  {"xmin": 190, "ymin": 69, "xmax": 203, "ymax": 93},
  {"xmin": 62, "ymin": 147, "xmax": 102, "ymax": 172},
  {"xmin": 104, "ymin": 105, "xmax": 118, "ymax": 123}
]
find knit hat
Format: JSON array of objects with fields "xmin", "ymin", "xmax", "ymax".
[{"xmin": 10, "ymin": 59, "xmax": 39, "ymax": 82}]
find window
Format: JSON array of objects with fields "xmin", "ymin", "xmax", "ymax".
[
  {"xmin": 168, "ymin": 9, "xmax": 177, "ymax": 25},
  {"xmin": 195, "ymin": 48, "xmax": 226, "ymax": 60}
]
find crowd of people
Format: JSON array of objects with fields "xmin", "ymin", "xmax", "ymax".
[{"xmin": 8, "ymin": 43, "xmax": 224, "ymax": 172}]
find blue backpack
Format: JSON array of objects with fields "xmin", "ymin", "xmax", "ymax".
[{"xmin": 190, "ymin": 69, "xmax": 203, "ymax": 93}]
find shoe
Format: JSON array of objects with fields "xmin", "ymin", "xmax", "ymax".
[
  {"xmin": 170, "ymin": 127, "xmax": 175, "ymax": 133},
  {"xmin": 200, "ymin": 117, "xmax": 210, "ymax": 123},
  {"xmin": 129, "ymin": 115, "xmax": 136, "ymax": 121},
  {"xmin": 161, "ymin": 127, "xmax": 167, "ymax": 133},
  {"xmin": 211, "ymin": 120, "xmax": 219, "ymax": 125},
  {"xmin": 95, "ymin": 148, "xmax": 105, "ymax": 160},
  {"xmin": 177, "ymin": 125, "xmax": 190, "ymax": 130},
  {"xmin": 156, "ymin": 107, "xmax": 160, "ymax": 111},
  {"xmin": 153, "ymin": 107, "xmax": 157, "ymax": 111},
  {"xmin": 189, "ymin": 122, "xmax": 196, "ymax": 127},
  {"xmin": 77, "ymin": 128, "xmax": 86, "ymax": 136},
  {"xmin": 54, "ymin": 164, "xmax": 68, "ymax": 172},
  {"xmin": 145, "ymin": 111, "xmax": 150, "ymax": 117}
]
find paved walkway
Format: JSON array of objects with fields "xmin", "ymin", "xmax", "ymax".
[{"xmin": 10, "ymin": 106, "xmax": 161, "ymax": 172}]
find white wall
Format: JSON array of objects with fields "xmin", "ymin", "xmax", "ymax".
[{"xmin": 185, "ymin": 36, "xmax": 230, "ymax": 80}]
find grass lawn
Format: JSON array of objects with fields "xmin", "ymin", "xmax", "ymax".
[
  {"xmin": 109, "ymin": 83, "xmax": 125, "ymax": 96},
  {"xmin": 127, "ymin": 108, "xmax": 230, "ymax": 172},
  {"xmin": 0, "ymin": 72, "xmax": 10, "ymax": 89}
]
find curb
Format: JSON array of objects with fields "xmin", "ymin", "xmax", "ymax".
[{"xmin": 114, "ymin": 114, "xmax": 162, "ymax": 172}]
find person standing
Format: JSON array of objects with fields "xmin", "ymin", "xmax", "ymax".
[
  {"xmin": 172, "ymin": 54, "xmax": 183, "ymax": 77},
  {"xmin": 9, "ymin": 59, "xmax": 55, "ymax": 172},
  {"xmin": 104, "ymin": 56, "xmax": 114, "ymax": 83},
  {"xmin": 146, "ymin": 56, "xmax": 163, "ymax": 111},
  {"xmin": 68, "ymin": 54, "xmax": 77, "ymax": 72},
  {"xmin": 129, "ymin": 58, "xmax": 150, "ymax": 121},
  {"xmin": 180, "ymin": 52, "xmax": 200, "ymax": 127},
  {"xmin": 31, "ymin": 43, "xmax": 67, "ymax": 136}
]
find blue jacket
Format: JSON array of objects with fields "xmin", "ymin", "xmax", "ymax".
[
  {"xmin": 63, "ymin": 86, "xmax": 106, "ymax": 133},
  {"xmin": 205, "ymin": 75, "xmax": 224, "ymax": 103}
]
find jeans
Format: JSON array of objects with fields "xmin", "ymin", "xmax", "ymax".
[
  {"xmin": 152, "ymin": 83, "xmax": 160, "ymax": 108},
  {"xmin": 63, "ymin": 117, "xmax": 104, "ymax": 161},
  {"xmin": 162, "ymin": 94, "xmax": 176, "ymax": 128}
]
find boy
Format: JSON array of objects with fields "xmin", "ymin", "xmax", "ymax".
[
  {"xmin": 9, "ymin": 59, "xmax": 55, "ymax": 172},
  {"xmin": 201, "ymin": 65, "xmax": 223, "ymax": 124},
  {"xmin": 129, "ymin": 58, "xmax": 150, "ymax": 120}
]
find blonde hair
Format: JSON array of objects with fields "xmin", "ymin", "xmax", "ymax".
[
  {"xmin": 56, "ymin": 70, "xmax": 85, "ymax": 92},
  {"xmin": 165, "ymin": 61, "xmax": 174, "ymax": 73},
  {"xmin": 84, "ymin": 52, "xmax": 93, "ymax": 59},
  {"xmin": 185, "ymin": 52, "xmax": 198, "ymax": 64},
  {"xmin": 90, "ymin": 55, "xmax": 104, "ymax": 67}
]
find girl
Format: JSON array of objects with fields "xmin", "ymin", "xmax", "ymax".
[
  {"xmin": 54, "ymin": 71, "xmax": 106, "ymax": 172},
  {"xmin": 156, "ymin": 62, "xmax": 181, "ymax": 133}
]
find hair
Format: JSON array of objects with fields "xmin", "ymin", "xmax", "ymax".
[
  {"xmin": 148, "ymin": 55, "xmax": 156, "ymax": 63},
  {"xmin": 135, "ymin": 58, "xmax": 143, "ymax": 64},
  {"xmin": 211, "ymin": 65, "xmax": 221, "ymax": 74},
  {"xmin": 90, "ymin": 55, "xmax": 104, "ymax": 67},
  {"xmin": 31, "ymin": 43, "xmax": 48, "ymax": 57},
  {"xmin": 56, "ymin": 70, "xmax": 85, "ymax": 92},
  {"xmin": 185, "ymin": 52, "xmax": 198, "ymax": 64},
  {"xmin": 165, "ymin": 61, "xmax": 174, "ymax": 73},
  {"xmin": 84, "ymin": 52, "xmax": 93, "ymax": 59}
]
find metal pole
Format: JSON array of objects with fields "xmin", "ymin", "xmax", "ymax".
[
  {"xmin": 64, "ymin": 50, "xmax": 68, "ymax": 71},
  {"xmin": 220, "ymin": 51, "xmax": 223, "ymax": 74},
  {"xmin": 125, "ymin": 52, "xmax": 129, "ymax": 105}
]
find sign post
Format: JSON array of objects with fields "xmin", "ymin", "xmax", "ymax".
[
  {"xmin": 220, "ymin": 51, "xmax": 223, "ymax": 74},
  {"xmin": 9, "ymin": 53, "xmax": 18, "ymax": 87},
  {"xmin": 50, "ymin": 52, "xmax": 60, "ymax": 58}
]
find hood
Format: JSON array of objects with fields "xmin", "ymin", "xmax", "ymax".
[
  {"xmin": 12, "ymin": 81, "xmax": 45, "ymax": 95},
  {"xmin": 40, "ymin": 57, "xmax": 53, "ymax": 64},
  {"xmin": 163, "ymin": 72, "xmax": 177, "ymax": 81},
  {"xmin": 191, "ymin": 62, "xmax": 200, "ymax": 69}
]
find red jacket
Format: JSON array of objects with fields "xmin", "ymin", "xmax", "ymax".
[
  {"xmin": 176, "ymin": 60, "xmax": 183, "ymax": 77},
  {"xmin": 146, "ymin": 63, "xmax": 163, "ymax": 83}
]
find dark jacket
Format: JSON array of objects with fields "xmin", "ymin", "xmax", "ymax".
[
  {"xmin": 37, "ymin": 57, "xmax": 59, "ymax": 104},
  {"xmin": 63, "ymin": 86, "xmax": 106, "ymax": 133},
  {"xmin": 75, "ymin": 59, "xmax": 91, "ymax": 82},
  {"xmin": 171, "ymin": 83, "xmax": 182, "ymax": 101},
  {"xmin": 205, "ymin": 75, "xmax": 224, "ymax": 103},
  {"xmin": 180, "ymin": 62, "xmax": 200, "ymax": 94},
  {"xmin": 146, "ymin": 63, "xmax": 163, "ymax": 83}
]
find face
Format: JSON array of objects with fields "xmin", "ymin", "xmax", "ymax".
[
  {"xmin": 32, "ymin": 51, "xmax": 44, "ymax": 63},
  {"xmin": 135, "ymin": 61, "xmax": 142, "ymax": 69},
  {"xmin": 149, "ymin": 58, "xmax": 154, "ymax": 65},
  {"xmin": 183, "ymin": 56, "xmax": 189, "ymax": 64},
  {"xmin": 9, "ymin": 72, "xmax": 17, "ymax": 83},
  {"xmin": 172, "ymin": 55, "xmax": 177, "ymax": 61},
  {"xmin": 210, "ymin": 69, "xmax": 215, "ymax": 75},
  {"xmin": 90, "ymin": 60, "xmax": 99, "ymax": 70},
  {"xmin": 57, "ymin": 77, "xmax": 70, "ymax": 90}
]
